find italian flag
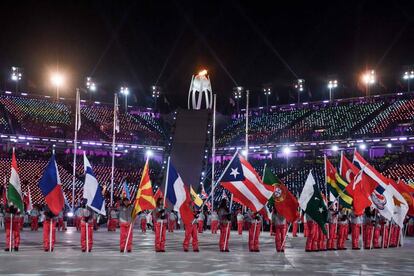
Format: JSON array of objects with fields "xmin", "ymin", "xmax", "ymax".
[{"xmin": 7, "ymin": 150, "xmax": 24, "ymax": 212}]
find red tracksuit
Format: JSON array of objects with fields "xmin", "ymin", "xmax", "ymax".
[
  {"xmin": 218, "ymin": 207, "xmax": 231, "ymax": 251},
  {"xmin": 140, "ymin": 217, "xmax": 147, "ymax": 232},
  {"xmin": 318, "ymin": 224, "xmax": 327, "ymax": 251},
  {"xmin": 211, "ymin": 212, "xmax": 219, "ymax": 234},
  {"xmin": 237, "ymin": 216, "xmax": 243, "ymax": 235},
  {"xmin": 327, "ymin": 210, "xmax": 338, "ymax": 250},
  {"xmin": 373, "ymin": 223, "xmax": 381, "ymax": 248},
  {"xmin": 183, "ymin": 221, "xmax": 199, "ymax": 251},
  {"xmin": 5, "ymin": 215, "xmax": 21, "ymax": 250},
  {"xmin": 168, "ymin": 213, "xmax": 176, "ymax": 233},
  {"xmin": 107, "ymin": 208, "xmax": 119, "ymax": 232},
  {"xmin": 43, "ymin": 219, "xmax": 57, "ymax": 251},
  {"xmin": 351, "ymin": 214, "xmax": 362, "ymax": 249},
  {"xmin": 390, "ymin": 225, "xmax": 400, "ymax": 247},
  {"xmin": 249, "ymin": 218, "xmax": 262, "ymax": 252},
  {"xmin": 31, "ymin": 216, "xmax": 39, "ymax": 231},
  {"xmin": 363, "ymin": 224, "xmax": 374, "ymax": 249},
  {"xmin": 275, "ymin": 224, "xmax": 287, "ymax": 252},
  {"xmin": 305, "ymin": 219, "xmax": 320, "ymax": 251},
  {"xmin": 292, "ymin": 221, "xmax": 298, "ymax": 237},
  {"xmin": 119, "ymin": 204, "xmax": 134, "ymax": 252},
  {"xmin": 381, "ymin": 222, "xmax": 389, "ymax": 248},
  {"xmin": 79, "ymin": 207, "xmax": 94, "ymax": 252},
  {"xmin": 153, "ymin": 207, "xmax": 167, "ymax": 252},
  {"xmin": 197, "ymin": 217, "xmax": 204, "ymax": 233}
]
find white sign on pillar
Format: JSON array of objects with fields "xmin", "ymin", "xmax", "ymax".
[{"xmin": 188, "ymin": 70, "xmax": 213, "ymax": 110}]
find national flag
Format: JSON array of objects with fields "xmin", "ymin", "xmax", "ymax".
[
  {"xmin": 38, "ymin": 154, "xmax": 65, "ymax": 215},
  {"xmin": 75, "ymin": 89, "xmax": 82, "ymax": 131},
  {"xmin": 190, "ymin": 186, "xmax": 203, "ymax": 207},
  {"xmin": 121, "ymin": 181, "xmax": 131, "ymax": 200},
  {"xmin": 299, "ymin": 171, "xmax": 328, "ymax": 234},
  {"xmin": 325, "ymin": 157, "xmax": 353, "ymax": 209},
  {"xmin": 83, "ymin": 153, "xmax": 106, "ymax": 215},
  {"xmin": 7, "ymin": 150, "xmax": 24, "ymax": 212},
  {"xmin": 353, "ymin": 150, "xmax": 389, "ymax": 188},
  {"xmin": 388, "ymin": 179, "xmax": 409, "ymax": 227},
  {"xmin": 131, "ymin": 159, "xmax": 156, "ymax": 219},
  {"xmin": 263, "ymin": 166, "xmax": 299, "ymax": 223},
  {"xmin": 346, "ymin": 169, "xmax": 376, "ymax": 216},
  {"xmin": 165, "ymin": 162, "xmax": 194, "ymax": 225},
  {"xmin": 395, "ymin": 179, "xmax": 414, "ymax": 216},
  {"xmin": 340, "ymin": 151, "xmax": 359, "ymax": 183},
  {"xmin": 220, "ymin": 154, "xmax": 273, "ymax": 212},
  {"xmin": 200, "ymin": 185, "xmax": 208, "ymax": 199},
  {"xmin": 154, "ymin": 187, "xmax": 163, "ymax": 202},
  {"xmin": 258, "ymin": 204, "xmax": 271, "ymax": 221}
]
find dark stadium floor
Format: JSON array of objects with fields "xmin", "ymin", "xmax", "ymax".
[{"xmin": 0, "ymin": 227, "xmax": 413, "ymax": 275}]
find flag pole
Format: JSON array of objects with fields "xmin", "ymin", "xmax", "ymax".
[
  {"xmin": 124, "ymin": 221, "xmax": 133, "ymax": 253},
  {"xmin": 323, "ymin": 155, "xmax": 330, "ymax": 239},
  {"xmin": 72, "ymin": 89, "xmax": 80, "ymax": 212},
  {"xmin": 370, "ymin": 212, "xmax": 377, "ymax": 250},
  {"xmin": 160, "ymin": 156, "xmax": 171, "ymax": 242},
  {"xmin": 86, "ymin": 222, "xmax": 89, "ymax": 252},
  {"xmin": 110, "ymin": 93, "xmax": 118, "ymax": 206},
  {"xmin": 242, "ymin": 90, "xmax": 248, "ymax": 216},
  {"xmin": 49, "ymin": 218, "xmax": 52, "ymax": 252},
  {"xmin": 223, "ymin": 193, "xmax": 233, "ymax": 251},
  {"xmin": 281, "ymin": 222, "xmax": 292, "ymax": 251},
  {"xmin": 387, "ymin": 221, "xmax": 392, "ymax": 248},
  {"xmin": 9, "ymin": 213, "xmax": 13, "ymax": 252},
  {"xmin": 211, "ymin": 94, "xmax": 216, "ymax": 212}
]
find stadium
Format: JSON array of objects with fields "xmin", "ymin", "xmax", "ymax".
[{"xmin": 1, "ymin": 1, "xmax": 414, "ymax": 275}]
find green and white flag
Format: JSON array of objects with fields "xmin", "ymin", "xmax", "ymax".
[
  {"xmin": 7, "ymin": 149, "xmax": 24, "ymax": 212},
  {"xmin": 299, "ymin": 171, "xmax": 328, "ymax": 234}
]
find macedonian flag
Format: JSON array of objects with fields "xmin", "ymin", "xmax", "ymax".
[{"xmin": 132, "ymin": 159, "xmax": 156, "ymax": 220}]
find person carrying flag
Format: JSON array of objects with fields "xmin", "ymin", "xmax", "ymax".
[
  {"xmin": 337, "ymin": 206, "xmax": 349, "ymax": 250},
  {"xmin": 43, "ymin": 206, "xmax": 57, "ymax": 252},
  {"xmin": 119, "ymin": 198, "xmax": 133, "ymax": 253},
  {"xmin": 79, "ymin": 199, "xmax": 94, "ymax": 252},
  {"xmin": 249, "ymin": 212, "xmax": 262, "ymax": 252},
  {"xmin": 218, "ymin": 198, "xmax": 231, "ymax": 252},
  {"xmin": 372, "ymin": 210, "xmax": 382, "ymax": 249},
  {"xmin": 363, "ymin": 207, "xmax": 375, "ymax": 249},
  {"xmin": 273, "ymin": 209, "xmax": 287, "ymax": 252},
  {"xmin": 153, "ymin": 198, "xmax": 167, "ymax": 252},
  {"xmin": 57, "ymin": 210, "xmax": 65, "ymax": 231},
  {"xmin": 327, "ymin": 202, "xmax": 338, "ymax": 250},
  {"xmin": 107, "ymin": 206, "xmax": 119, "ymax": 232},
  {"xmin": 350, "ymin": 211, "xmax": 362, "ymax": 250},
  {"xmin": 183, "ymin": 203, "xmax": 199, "ymax": 252},
  {"xmin": 197, "ymin": 211, "xmax": 205, "ymax": 233},
  {"xmin": 168, "ymin": 211, "xmax": 176, "ymax": 232},
  {"xmin": 211, "ymin": 210, "xmax": 219, "ymax": 234},
  {"xmin": 4, "ymin": 203, "xmax": 21, "ymax": 251},
  {"xmin": 138, "ymin": 211, "xmax": 147, "ymax": 232},
  {"xmin": 237, "ymin": 210, "xmax": 244, "ymax": 235},
  {"xmin": 30, "ymin": 206, "xmax": 40, "ymax": 231}
]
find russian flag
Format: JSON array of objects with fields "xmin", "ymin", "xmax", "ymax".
[
  {"xmin": 38, "ymin": 154, "xmax": 65, "ymax": 215},
  {"xmin": 83, "ymin": 153, "xmax": 106, "ymax": 215},
  {"xmin": 166, "ymin": 162, "xmax": 194, "ymax": 225}
]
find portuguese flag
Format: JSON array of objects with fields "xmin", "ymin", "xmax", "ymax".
[
  {"xmin": 299, "ymin": 171, "xmax": 328, "ymax": 234},
  {"xmin": 7, "ymin": 149, "xmax": 24, "ymax": 212},
  {"xmin": 325, "ymin": 157, "xmax": 353, "ymax": 209},
  {"xmin": 263, "ymin": 165, "xmax": 299, "ymax": 223}
]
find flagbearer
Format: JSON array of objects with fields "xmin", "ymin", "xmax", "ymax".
[
  {"xmin": 350, "ymin": 211, "xmax": 362, "ymax": 250},
  {"xmin": 237, "ymin": 210, "xmax": 244, "ymax": 235},
  {"xmin": 363, "ymin": 207, "xmax": 375, "ymax": 249},
  {"xmin": 43, "ymin": 206, "xmax": 57, "ymax": 252},
  {"xmin": 153, "ymin": 198, "xmax": 167, "ymax": 252},
  {"xmin": 183, "ymin": 204, "xmax": 199, "ymax": 252},
  {"xmin": 218, "ymin": 199, "xmax": 231, "ymax": 252},
  {"xmin": 249, "ymin": 212, "xmax": 262, "ymax": 252},
  {"xmin": 337, "ymin": 207, "xmax": 349, "ymax": 250},
  {"xmin": 327, "ymin": 202, "xmax": 338, "ymax": 250},
  {"xmin": 108, "ymin": 206, "xmax": 119, "ymax": 232},
  {"xmin": 4, "ymin": 203, "xmax": 21, "ymax": 251},
  {"xmin": 211, "ymin": 210, "xmax": 219, "ymax": 234},
  {"xmin": 273, "ymin": 210, "xmax": 287, "ymax": 252},
  {"xmin": 57, "ymin": 210, "xmax": 65, "ymax": 231},
  {"xmin": 119, "ymin": 198, "xmax": 134, "ymax": 253},
  {"xmin": 197, "ymin": 211, "xmax": 205, "ymax": 233},
  {"xmin": 373, "ymin": 210, "xmax": 382, "ymax": 249},
  {"xmin": 30, "ymin": 206, "xmax": 40, "ymax": 231},
  {"xmin": 168, "ymin": 211, "xmax": 176, "ymax": 232},
  {"xmin": 79, "ymin": 199, "xmax": 94, "ymax": 252},
  {"xmin": 138, "ymin": 212, "xmax": 147, "ymax": 232}
]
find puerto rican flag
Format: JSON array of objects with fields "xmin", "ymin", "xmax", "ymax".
[
  {"xmin": 220, "ymin": 154, "xmax": 274, "ymax": 212},
  {"xmin": 38, "ymin": 154, "xmax": 65, "ymax": 215},
  {"xmin": 165, "ymin": 161, "xmax": 194, "ymax": 225}
]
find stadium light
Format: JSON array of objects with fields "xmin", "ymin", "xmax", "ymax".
[
  {"xmin": 11, "ymin": 67, "xmax": 23, "ymax": 93},
  {"xmin": 86, "ymin": 77, "xmax": 96, "ymax": 92},
  {"xmin": 233, "ymin": 86, "xmax": 244, "ymax": 113},
  {"xmin": 361, "ymin": 70, "xmax": 375, "ymax": 96},
  {"xmin": 359, "ymin": 143, "xmax": 367, "ymax": 150},
  {"xmin": 146, "ymin": 149, "xmax": 153, "ymax": 157},
  {"xmin": 51, "ymin": 72, "xmax": 64, "ymax": 101},
  {"xmin": 327, "ymin": 80, "xmax": 338, "ymax": 102},
  {"xmin": 331, "ymin": 145, "xmax": 339, "ymax": 152},
  {"xmin": 263, "ymin": 86, "xmax": 272, "ymax": 110},
  {"xmin": 402, "ymin": 70, "xmax": 414, "ymax": 93},
  {"xmin": 282, "ymin": 146, "xmax": 291, "ymax": 156},
  {"xmin": 120, "ymin": 86, "xmax": 129, "ymax": 112},
  {"xmin": 294, "ymin": 79, "xmax": 305, "ymax": 103},
  {"xmin": 386, "ymin": 143, "xmax": 392, "ymax": 148},
  {"xmin": 152, "ymin": 85, "xmax": 161, "ymax": 110},
  {"xmin": 198, "ymin": 69, "xmax": 208, "ymax": 76}
]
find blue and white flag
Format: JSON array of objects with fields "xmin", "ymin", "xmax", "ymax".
[{"xmin": 83, "ymin": 153, "xmax": 106, "ymax": 215}]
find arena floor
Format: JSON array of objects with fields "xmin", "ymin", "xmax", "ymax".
[{"xmin": 0, "ymin": 227, "xmax": 413, "ymax": 275}]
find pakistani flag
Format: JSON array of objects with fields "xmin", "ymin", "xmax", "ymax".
[
  {"xmin": 299, "ymin": 171, "xmax": 328, "ymax": 234},
  {"xmin": 7, "ymin": 150, "xmax": 24, "ymax": 212}
]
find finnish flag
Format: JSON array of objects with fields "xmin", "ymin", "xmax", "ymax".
[{"xmin": 83, "ymin": 153, "xmax": 106, "ymax": 215}]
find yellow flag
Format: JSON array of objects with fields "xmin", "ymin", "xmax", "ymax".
[{"xmin": 190, "ymin": 186, "xmax": 203, "ymax": 207}]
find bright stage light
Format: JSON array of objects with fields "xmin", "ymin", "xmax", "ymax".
[
  {"xmin": 146, "ymin": 150, "xmax": 153, "ymax": 157},
  {"xmin": 331, "ymin": 145, "xmax": 339, "ymax": 152},
  {"xmin": 359, "ymin": 143, "xmax": 367, "ymax": 150},
  {"xmin": 198, "ymin": 69, "xmax": 208, "ymax": 76},
  {"xmin": 51, "ymin": 73, "xmax": 64, "ymax": 87},
  {"xmin": 386, "ymin": 143, "xmax": 392, "ymax": 148},
  {"xmin": 362, "ymin": 70, "xmax": 375, "ymax": 84},
  {"xmin": 282, "ymin": 146, "xmax": 291, "ymax": 155}
]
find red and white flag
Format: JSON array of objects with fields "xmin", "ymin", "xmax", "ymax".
[
  {"xmin": 340, "ymin": 151, "xmax": 359, "ymax": 183},
  {"xmin": 220, "ymin": 154, "xmax": 273, "ymax": 212}
]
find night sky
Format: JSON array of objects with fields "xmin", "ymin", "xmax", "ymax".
[{"xmin": 1, "ymin": 0, "xmax": 414, "ymax": 112}]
